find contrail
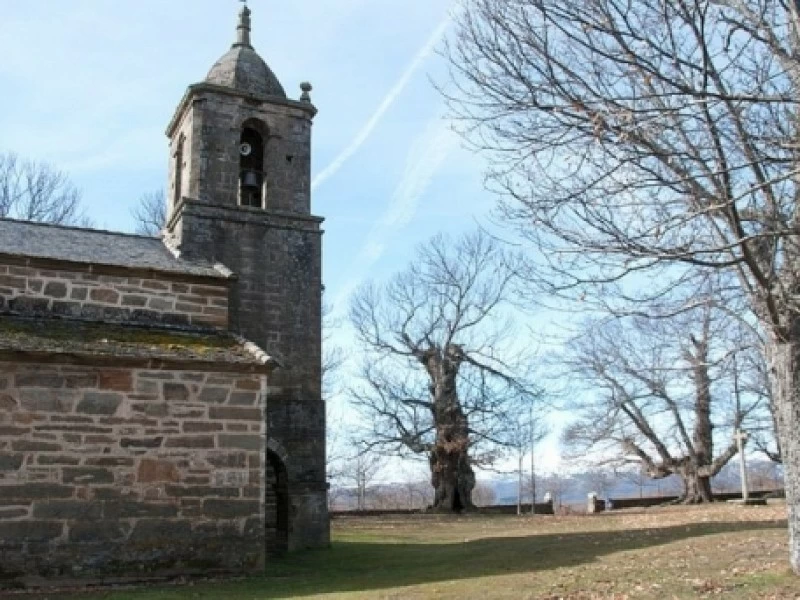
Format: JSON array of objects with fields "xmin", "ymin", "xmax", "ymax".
[
  {"xmin": 332, "ymin": 119, "xmax": 456, "ymax": 311},
  {"xmin": 311, "ymin": 14, "xmax": 453, "ymax": 192}
]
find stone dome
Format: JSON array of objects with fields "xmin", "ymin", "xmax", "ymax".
[
  {"xmin": 205, "ymin": 5, "xmax": 287, "ymax": 99},
  {"xmin": 206, "ymin": 47, "xmax": 286, "ymax": 98}
]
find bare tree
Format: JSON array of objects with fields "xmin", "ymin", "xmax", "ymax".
[
  {"xmin": 540, "ymin": 472, "xmax": 569, "ymax": 510},
  {"xmin": 340, "ymin": 446, "xmax": 385, "ymax": 511},
  {"xmin": 586, "ymin": 468, "xmax": 615, "ymax": 501},
  {"xmin": 349, "ymin": 230, "xmax": 539, "ymax": 512},
  {"xmin": 323, "ymin": 299, "xmax": 348, "ymax": 485},
  {"xmin": 403, "ymin": 479, "xmax": 435, "ymax": 509},
  {"xmin": 131, "ymin": 189, "xmax": 167, "ymax": 236},
  {"xmin": 737, "ymin": 347, "xmax": 783, "ymax": 464},
  {"xmin": 325, "ymin": 404, "xmax": 348, "ymax": 486},
  {"xmin": 562, "ymin": 305, "xmax": 763, "ymax": 503},
  {"xmin": 445, "ymin": 0, "xmax": 800, "ymax": 570},
  {"xmin": 505, "ymin": 405, "xmax": 549, "ymax": 513},
  {"xmin": 0, "ymin": 152, "xmax": 88, "ymax": 225},
  {"xmin": 328, "ymin": 449, "xmax": 385, "ymax": 512}
]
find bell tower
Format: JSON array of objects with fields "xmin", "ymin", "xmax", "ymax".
[{"xmin": 163, "ymin": 4, "xmax": 328, "ymax": 551}]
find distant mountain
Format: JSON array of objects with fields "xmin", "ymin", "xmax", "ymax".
[
  {"xmin": 490, "ymin": 471, "xmax": 682, "ymax": 507},
  {"xmin": 487, "ymin": 461, "xmax": 782, "ymax": 507}
]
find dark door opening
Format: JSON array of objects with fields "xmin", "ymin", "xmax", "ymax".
[{"xmin": 266, "ymin": 450, "xmax": 289, "ymax": 555}]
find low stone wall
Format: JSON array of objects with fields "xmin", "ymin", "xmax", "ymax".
[
  {"xmin": 480, "ymin": 501, "xmax": 555, "ymax": 515},
  {"xmin": 601, "ymin": 489, "xmax": 784, "ymax": 510},
  {"xmin": 330, "ymin": 501, "xmax": 555, "ymax": 518},
  {"xmin": 0, "ymin": 261, "xmax": 228, "ymax": 328},
  {"xmin": 0, "ymin": 362, "xmax": 266, "ymax": 582}
]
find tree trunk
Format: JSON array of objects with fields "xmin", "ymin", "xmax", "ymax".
[
  {"xmin": 766, "ymin": 336, "xmax": 800, "ymax": 573},
  {"xmin": 429, "ymin": 445, "xmax": 475, "ymax": 512},
  {"xmin": 425, "ymin": 346, "xmax": 476, "ymax": 512},
  {"xmin": 679, "ymin": 470, "xmax": 714, "ymax": 504},
  {"xmin": 428, "ymin": 390, "xmax": 475, "ymax": 512}
]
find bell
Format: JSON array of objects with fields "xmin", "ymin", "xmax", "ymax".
[{"xmin": 241, "ymin": 170, "xmax": 260, "ymax": 189}]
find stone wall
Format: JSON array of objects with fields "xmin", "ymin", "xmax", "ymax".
[
  {"xmin": 0, "ymin": 260, "xmax": 228, "ymax": 329},
  {"xmin": 169, "ymin": 202, "xmax": 328, "ymax": 550},
  {"xmin": 0, "ymin": 361, "xmax": 268, "ymax": 580}
]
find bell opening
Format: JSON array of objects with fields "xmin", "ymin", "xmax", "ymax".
[{"xmin": 239, "ymin": 127, "xmax": 265, "ymax": 208}]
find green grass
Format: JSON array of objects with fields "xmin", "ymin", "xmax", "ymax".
[{"xmin": 19, "ymin": 504, "xmax": 800, "ymax": 599}]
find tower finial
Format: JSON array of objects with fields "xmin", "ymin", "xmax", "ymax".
[{"xmin": 234, "ymin": 0, "xmax": 252, "ymax": 49}]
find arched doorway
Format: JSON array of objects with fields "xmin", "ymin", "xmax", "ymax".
[{"xmin": 265, "ymin": 450, "xmax": 289, "ymax": 555}]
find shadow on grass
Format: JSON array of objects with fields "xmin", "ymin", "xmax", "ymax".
[{"xmin": 38, "ymin": 518, "xmax": 787, "ymax": 600}]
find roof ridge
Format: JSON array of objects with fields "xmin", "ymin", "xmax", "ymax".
[{"xmin": 0, "ymin": 217, "xmax": 159, "ymax": 241}]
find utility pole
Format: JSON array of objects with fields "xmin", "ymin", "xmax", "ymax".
[
  {"xmin": 517, "ymin": 453, "xmax": 523, "ymax": 515},
  {"xmin": 530, "ymin": 404, "xmax": 536, "ymax": 515}
]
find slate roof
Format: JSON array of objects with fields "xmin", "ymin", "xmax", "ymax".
[
  {"xmin": 0, "ymin": 219, "xmax": 228, "ymax": 280},
  {"xmin": 0, "ymin": 315, "xmax": 274, "ymax": 372}
]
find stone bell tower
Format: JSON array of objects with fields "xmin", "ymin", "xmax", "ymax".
[{"xmin": 163, "ymin": 4, "xmax": 328, "ymax": 550}]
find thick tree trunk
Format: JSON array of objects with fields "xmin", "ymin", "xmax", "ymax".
[
  {"xmin": 428, "ymin": 389, "xmax": 476, "ymax": 511},
  {"xmin": 429, "ymin": 447, "xmax": 475, "ymax": 512},
  {"xmin": 425, "ymin": 347, "xmax": 476, "ymax": 512},
  {"xmin": 766, "ymin": 336, "xmax": 800, "ymax": 573},
  {"xmin": 679, "ymin": 471, "xmax": 714, "ymax": 504}
]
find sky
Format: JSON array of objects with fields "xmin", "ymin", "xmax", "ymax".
[{"xmin": 0, "ymin": 0, "xmax": 564, "ymax": 478}]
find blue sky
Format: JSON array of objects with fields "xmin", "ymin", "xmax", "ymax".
[
  {"xmin": 0, "ymin": 1, "xmax": 564, "ymax": 476},
  {"xmin": 0, "ymin": 0, "xmax": 491, "ymax": 309}
]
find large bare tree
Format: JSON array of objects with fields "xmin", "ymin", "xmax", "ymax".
[
  {"xmin": 563, "ymin": 305, "xmax": 764, "ymax": 503},
  {"xmin": 446, "ymin": 0, "xmax": 800, "ymax": 570},
  {"xmin": 0, "ymin": 152, "xmax": 87, "ymax": 225},
  {"xmin": 349, "ymin": 230, "xmax": 538, "ymax": 512}
]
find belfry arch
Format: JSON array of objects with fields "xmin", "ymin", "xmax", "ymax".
[{"xmin": 239, "ymin": 118, "xmax": 268, "ymax": 208}]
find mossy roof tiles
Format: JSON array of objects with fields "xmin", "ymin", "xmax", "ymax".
[{"xmin": 0, "ymin": 315, "xmax": 273, "ymax": 373}]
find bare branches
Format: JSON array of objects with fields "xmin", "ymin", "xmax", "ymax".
[
  {"xmin": 0, "ymin": 151, "xmax": 88, "ymax": 225},
  {"xmin": 561, "ymin": 302, "xmax": 768, "ymax": 500},
  {"xmin": 131, "ymin": 189, "xmax": 167, "ymax": 237},
  {"xmin": 444, "ymin": 0, "xmax": 800, "ymax": 331},
  {"xmin": 446, "ymin": 0, "xmax": 800, "ymax": 560}
]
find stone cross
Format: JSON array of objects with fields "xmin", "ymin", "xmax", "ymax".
[{"xmin": 735, "ymin": 429, "xmax": 750, "ymax": 502}]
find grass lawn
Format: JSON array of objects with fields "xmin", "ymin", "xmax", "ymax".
[{"xmin": 15, "ymin": 503, "xmax": 800, "ymax": 599}]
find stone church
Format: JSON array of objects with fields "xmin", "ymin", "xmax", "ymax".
[{"xmin": 0, "ymin": 5, "xmax": 327, "ymax": 581}]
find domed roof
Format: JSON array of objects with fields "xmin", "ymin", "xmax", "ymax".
[
  {"xmin": 205, "ymin": 6, "xmax": 286, "ymax": 99},
  {"xmin": 207, "ymin": 47, "xmax": 286, "ymax": 98}
]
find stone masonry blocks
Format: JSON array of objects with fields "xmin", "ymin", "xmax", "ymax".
[
  {"xmin": 0, "ymin": 362, "xmax": 267, "ymax": 578},
  {"xmin": 0, "ymin": 262, "xmax": 228, "ymax": 329}
]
